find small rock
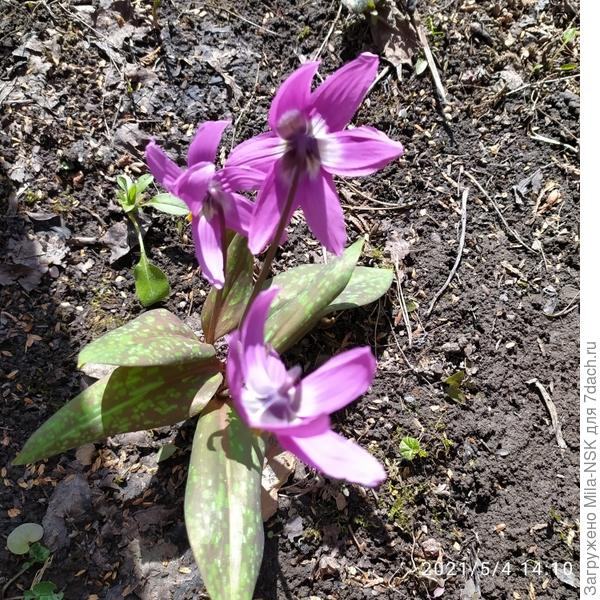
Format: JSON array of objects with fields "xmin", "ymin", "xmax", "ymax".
[
  {"xmin": 75, "ymin": 443, "xmax": 96, "ymax": 466},
  {"xmin": 421, "ymin": 537, "xmax": 442, "ymax": 558},
  {"xmin": 441, "ymin": 342, "xmax": 461, "ymax": 354}
]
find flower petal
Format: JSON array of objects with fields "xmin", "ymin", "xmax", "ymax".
[
  {"xmin": 262, "ymin": 414, "xmax": 331, "ymax": 436},
  {"xmin": 248, "ymin": 161, "xmax": 298, "ymax": 255},
  {"xmin": 224, "ymin": 193, "xmax": 254, "ymax": 235},
  {"xmin": 296, "ymin": 347, "xmax": 376, "ymax": 418},
  {"xmin": 239, "ymin": 288, "xmax": 279, "ymax": 349},
  {"xmin": 309, "ymin": 52, "xmax": 379, "ymax": 132},
  {"xmin": 298, "ymin": 171, "xmax": 346, "ymax": 255},
  {"xmin": 319, "ymin": 126, "xmax": 404, "ymax": 177},
  {"xmin": 279, "ymin": 429, "xmax": 386, "ymax": 487},
  {"xmin": 268, "ymin": 61, "xmax": 320, "ymax": 130},
  {"xmin": 226, "ymin": 132, "xmax": 285, "ymax": 174},
  {"xmin": 219, "ymin": 165, "xmax": 266, "ymax": 192},
  {"xmin": 174, "ymin": 162, "xmax": 215, "ymax": 215},
  {"xmin": 193, "ymin": 213, "xmax": 225, "ymax": 288},
  {"xmin": 145, "ymin": 140, "xmax": 183, "ymax": 190},
  {"xmin": 187, "ymin": 120, "xmax": 231, "ymax": 166}
]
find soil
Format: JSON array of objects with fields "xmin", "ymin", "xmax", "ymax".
[{"xmin": 0, "ymin": 0, "xmax": 580, "ymax": 599}]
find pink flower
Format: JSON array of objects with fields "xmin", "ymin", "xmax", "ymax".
[
  {"xmin": 227, "ymin": 288, "xmax": 386, "ymax": 487},
  {"xmin": 226, "ymin": 53, "xmax": 404, "ymax": 256},
  {"xmin": 146, "ymin": 121, "xmax": 263, "ymax": 288}
]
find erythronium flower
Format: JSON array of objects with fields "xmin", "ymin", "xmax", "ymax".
[
  {"xmin": 146, "ymin": 120, "xmax": 263, "ymax": 288},
  {"xmin": 226, "ymin": 288, "xmax": 386, "ymax": 487},
  {"xmin": 225, "ymin": 53, "xmax": 404, "ymax": 256}
]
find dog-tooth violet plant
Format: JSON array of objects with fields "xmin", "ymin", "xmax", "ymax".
[{"xmin": 15, "ymin": 53, "xmax": 404, "ymax": 600}]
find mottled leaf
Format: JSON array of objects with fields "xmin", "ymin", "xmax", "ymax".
[
  {"xmin": 185, "ymin": 404, "xmax": 265, "ymax": 600},
  {"xmin": 264, "ymin": 239, "xmax": 364, "ymax": 352},
  {"xmin": 14, "ymin": 363, "xmax": 222, "ymax": 465},
  {"xmin": 267, "ymin": 264, "xmax": 392, "ymax": 319},
  {"xmin": 78, "ymin": 309, "xmax": 216, "ymax": 368},
  {"xmin": 323, "ymin": 266, "xmax": 392, "ymax": 313},
  {"xmin": 133, "ymin": 253, "xmax": 170, "ymax": 307},
  {"xmin": 202, "ymin": 234, "xmax": 254, "ymax": 340}
]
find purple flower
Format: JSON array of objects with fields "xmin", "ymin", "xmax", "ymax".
[
  {"xmin": 226, "ymin": 53, "xmax": 404, "ymax": 256},
  {"xmin": 146, "ymin": 121, "xmax": 263, "ymax": 288},
  {"xmin": 227, "ymin": 288, "xmax": 386, "ymax": 487}
]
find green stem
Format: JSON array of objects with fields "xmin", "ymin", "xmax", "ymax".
[
  {"xmin": 205, "ymin": 209, "xmax": 228, "ymax": 345},
  {"xmin": 243, "ymin": 169, "xmax": 300, "ymax": 320},
  {"xmin": 129, "ymin": 211, "xmax": 147, "ymax": 260},
  {"xmin": 0, "ymin": 562, "xmax": 31, "ymax": 600}
]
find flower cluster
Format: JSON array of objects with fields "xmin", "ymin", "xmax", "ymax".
[{"xmin": 146, "ymin": 53, "xmax": 404, "ymax": 487}]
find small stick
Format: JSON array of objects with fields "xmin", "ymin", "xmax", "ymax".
[
  {"xmin": 463, "ymin": 170, "xmax": 538, "ymax": 256},
  {"xmin": 312, "ymin": 1, "xmax": 343, "ymax": 61},
  {"xmin": 394, "ymin": 265, "xmax": 413, "ymax": 347},
  {"xmin": 215, "ymin": 5, "xmax": 282, "ymax": 37},
  {"xmin": 526, "ymin": 379, "xmax": 568, "ymax": 450},
  {"xmin": 408, "ymin": 10, "xmax": 447, "ymax": 104},
  {"xmin": 425, "ymin": 185, "xmax": 468, "ymax": 318},
  {"xmin": 546, "ymin": 294, "xmax": 580, "ymax": 319}
]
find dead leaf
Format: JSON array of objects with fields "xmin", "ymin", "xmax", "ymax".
[
  {"xmin": 261, "ymin": 449, "xmax": 296, "ymax": 521},
  {"xmin": 370, "ymin": 4, "xmax": 419, "ymax": 73}
]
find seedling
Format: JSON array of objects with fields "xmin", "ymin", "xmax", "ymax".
[
  {"xmin": 398, "ymin": 436, "xmax": 428, "ymax": 461},
  {"xmin": 3, "ymin": 523, "xmax": 57, "ymax": 600},
  {"xmin": 444, "ymin": 370, "xmax": 466, "ymax": 403},
  {"xmin": 116, "ymin": 173, "xmax": 188, "ymax": 307}
]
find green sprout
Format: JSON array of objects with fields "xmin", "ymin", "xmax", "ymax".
[
  {"xmin": 398, "ymin": 436, "xmax": 428, "ymax": 461},
  {"xmin": 116, "ymin": 173, "xmax": 188, "ymax": 307},
  {"xmin": 4, "ymin": 523, "xmax": 60, "ymax": 599}
]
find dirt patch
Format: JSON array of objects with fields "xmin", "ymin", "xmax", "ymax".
[{"xmin": 1, "ymin": 0, "xmax": 579, "ymax": 598}]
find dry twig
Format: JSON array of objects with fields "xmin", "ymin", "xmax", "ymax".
[
  {"xmin": 464, "ymin": 170, "xmax": 538, "ymax": 256},
  {"xmin": 425, "ymin": 185, "xmax": 468, "ymax": 318},
  {"xmin": 526, "ymin": 379, "xmax": 568, "ymax": 450}
]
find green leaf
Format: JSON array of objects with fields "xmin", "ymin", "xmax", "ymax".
[
  {"xmin": 133, "ymin": 254, "xmax": 170, "ymax": 307},
  {"xmin": 14, "ymin": 363, "xmax": 222, "ymax": 465},
  {"xmin": 116, "ymin": 175, "xmax": 131, "ymax": 192},
  {"xmin": 201, "ymin": 234, "xmax": 254, "ymax": 340},
  {"xmin": 6, "ymin": 523, "xmax": 44, "ymax": 555},
  {"xmin": 559, "ymin": 63, "xmax": 578, "ymax": 71},
  {"xmin": 185, "ymin": 404, "xmax": 265, "ymax": 600},
  {"xmin": 146, "ymin": 193, "xmax": 190, "ymax": 216},
  {"xmin": 265, "ymin": 239, "xmax": 364, "ymax": 352},
  {"xmin": 135, "ymin": 174, "xmax": 154, "ymax": 195},
  {"xmin": 562, "ymin": 27, "xmax": 579, "ymax": 44},
  {"xmin": 78, "ymin": 309, "xmax": 216, "ymax": 368},
  {"xmin": 127, "ymin": 183, "xmax": 138, "ymax": 205},
  {"xmin": 24, "ymin": 581, "xmax": 63, "ymax": 600},
  {"xmin": 156, "ymin": 443, "xmax": 178, "ymax": 462},
  {"xmin": 29, "ymin": 542, "xmax": 51, "ymax": 564},
  {"xmin": 444, "ymin": 370, "xmax": 466, "ymax": 403},
  {"xmin": 263, "ymin": 240, "xmax": 390, "ymax": 351},
  {"xmin": 266, "ymin": 263, "xmax": 391, "ymax": 322},
  {"xmin": 398, "ymin": 436, "xmax": 427, "ymax": 461},
  {"xmin": 321, "ymin": 266, "xmax": 393, "ymax": 315}
]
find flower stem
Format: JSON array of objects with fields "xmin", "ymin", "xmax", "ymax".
[
  {"xmin": 205, "ymin": 209, "xmax": 228, "ymax": 345},
  {"xmin": 244, "ymin": 169, "xmax": 300, "ymax": 319}
]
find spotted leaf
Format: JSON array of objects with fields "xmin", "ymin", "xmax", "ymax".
[
  {"xmin": 266, "ymin": 264, "xmax": 393, "ymax": 317},
  {"xmin": 264, "ymin": 239, "xmax": 364, "ymax": 352},
  {"xmin": 78, "ymin": 309, "xmax": 215, "ymax": 368},
  {"xmin": 185, "ymin": 404, "xmax": 265, "ymax": 600},
  {"xmin": 14, "ymin": 363, "xmax": 222, "ymax": 465}
]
